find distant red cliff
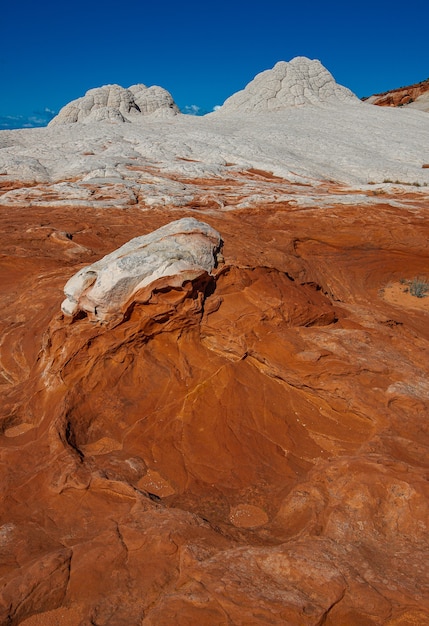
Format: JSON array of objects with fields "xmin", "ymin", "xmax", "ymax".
[{"xmin": 363, "ymin": 77, "xmax": 429, "ymax": 108}]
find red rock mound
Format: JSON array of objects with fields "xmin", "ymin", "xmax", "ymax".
[{"xmin": 1, "ymin": 188, "xmax": 429, "ymax": 625}]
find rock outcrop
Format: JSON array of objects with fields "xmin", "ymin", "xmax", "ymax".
[
  {"xmin": 61, "ymin": 218, "xmax": 222, "ymax": 322},
  {"xmin": 364, "ymin": 78, "xmax": 429, "ymax": 112},
  {"xmin": 1, "ymin": 61, "xmax": 429, "ymax": 625},
  {"xmin": 216, "ymin": 56, "xmax": 360, "ymax": 113},
  {"xmin": 49, "ymin": 83, "xmax": 179, "ymax": 125}
]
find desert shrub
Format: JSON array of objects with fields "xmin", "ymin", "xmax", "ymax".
[{"xmin": 407, "ymin": 277, "xmax": 429, "ymax": 298}]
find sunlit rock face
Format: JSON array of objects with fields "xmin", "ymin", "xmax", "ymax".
[
  {"xmin": 49, "ymin": 83, "xmax": 179, "ymax": 125},
  {"xmin": 1, "ymin": 58, "xmax": 429, "ymax": 626},
  {"xmin": 365, "ymin": 78, "xmax": 429, "ymax": 112},
  {"xmin": 216, "ymin": 56, "xmax": 360, "ymax": 112}
]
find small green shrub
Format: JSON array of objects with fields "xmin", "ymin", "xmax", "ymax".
[{"xmin": 406, "ymin": 277, "xmax": 429, "ymax": 298}]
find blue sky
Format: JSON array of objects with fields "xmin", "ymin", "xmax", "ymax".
[{"xmin": 1, "ymin": 0, "xmax": 428, "ymax": 128}]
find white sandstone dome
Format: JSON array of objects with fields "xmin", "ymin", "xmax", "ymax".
[
  {"xmin": 216, "ymin": 56, "xmax": 360, "ymax": 113},
  {"xmin": 49, "ymin": 83, "xmax": 179, "ymax": 125},
  {"xmin": 128, "ymin": 84, "xmax": 179, "ymax": 115}
]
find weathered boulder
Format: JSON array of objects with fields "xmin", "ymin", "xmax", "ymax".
[{"xmin": 61, "ymin": 218, "xmax": 222, "ymax": 322}]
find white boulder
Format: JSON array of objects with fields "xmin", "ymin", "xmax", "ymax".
[
  {"xmin": 61, "ymin": 218, "xmax": 222, "ymax": 322},
  {"xmin": 216, "ymin": 56, "xmax": 360, "ymax": 113}
]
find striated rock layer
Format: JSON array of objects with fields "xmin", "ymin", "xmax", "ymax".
[
  {"xmin": 0, "ymin": 177, "xmax": 428, "ymax": 625},
  {"xmin": 364, "ymin": 77, "xmax": 429, "ymax": 112}
]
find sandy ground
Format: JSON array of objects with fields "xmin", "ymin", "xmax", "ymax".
[
  {"xmin": 381, "ymin": 280, "xmax": 429, "ymax": 312},
  {"xmin": 20, "ymin": 607, "xmax": 83, "ymax": 626}
]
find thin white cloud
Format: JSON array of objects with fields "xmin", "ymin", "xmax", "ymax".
[
  {"xmin": 181, "ymin": 104, "xmax": 210, "ymax": 116},
  {"xmin": 0, "ymin": 109, "xmax": 56, "ymax": 130},
  {"xmin": 182, "ymin": 104, "xmax": 201, "ymax": 115}
]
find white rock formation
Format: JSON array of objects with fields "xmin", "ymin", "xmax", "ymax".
[
  {"xmin": 129, "ymin": 84, "xmax": 179, "ymax": 116},
  {"xmin": 61, "ymin": 218, "xmax": 222, "ymax": 322},
  {"xmin": 216, "ymin": 57, "xmax": 360, "ymax": 113},
  {"xmin": 1, "ymin": 58, "xmax": 429, "ymax": 192},
  {"xmin": 49, "ymin": 83, "xmax": 179, "ymax": 125}
]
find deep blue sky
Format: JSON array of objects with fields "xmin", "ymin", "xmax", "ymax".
[{"xmin": 1, "ymin": 0, "xmax": 428, "ymax": 127}]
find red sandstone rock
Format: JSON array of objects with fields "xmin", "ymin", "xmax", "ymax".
[
  {"xmin": 1, "ymin": 179, "xmax": 429, "ymax": 625},
  {"xmin": 364, "ymin": 78, "xmax": 429, "ymax": 108}
]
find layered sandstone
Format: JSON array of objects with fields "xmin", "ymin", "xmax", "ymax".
[
  {"xmin": 1, "ymin": 182, "xmax": 429, "ymax": 625},
  {"xmin": 364, "ymin": 78, "xmax": 429, "ymax": 112}
]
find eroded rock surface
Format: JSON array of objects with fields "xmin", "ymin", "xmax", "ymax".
[
  {"xmin": 1, "ymin": 186, "xmax": 429, "ymax": 625},
  {"xmin": 61, "ymin": 217, "xmax": 222, "ymax": 322}
]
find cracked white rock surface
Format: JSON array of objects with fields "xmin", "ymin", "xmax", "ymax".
[
  {"xmin": 408, "ymin": 91, "xmax": 429, "ymax": 112},
  {"xmin": 61, "ymin": 218, "xmax": 222, "ymax": 322},
  {"xmin": 1, "ymin": 57, "xmax": 429, "ymax": 205},
  {"xmin": 216, "ymin": 57, "xmax": 360, "ymax": 113},
  {"xmin": 49, "ymin": 83, "xmax": 179, "ymax": 126}
]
